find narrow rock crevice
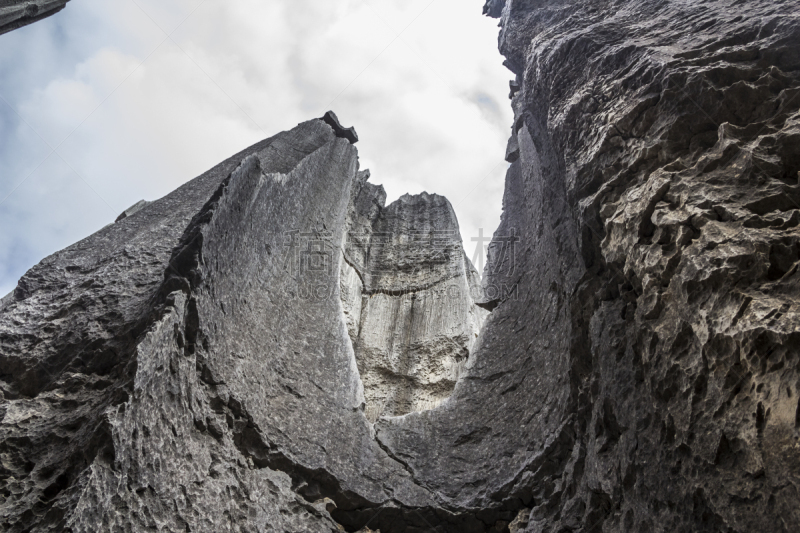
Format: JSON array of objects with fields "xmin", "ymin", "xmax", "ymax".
[{"xmin": 3, "ymin": 0, "xmax": 799, "ymax": 525}]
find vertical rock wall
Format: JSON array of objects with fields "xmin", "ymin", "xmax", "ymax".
[
  {"xmin": 373, "ymin": 0, "xmax": 800, "ymax": 530},
  {"xmin": 484, "ymin": 1, "xmax": 798, "ymax": 531},
  {"xmin": 341, "ymin": 183, "xmax": 487, "ymax": 421}
]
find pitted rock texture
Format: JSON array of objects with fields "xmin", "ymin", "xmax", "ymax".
[
  {"xmin": 1, "ymin": 119, "xmax": 364, "ymax": 532},
  {"xmin": 340, "ymin": 183, "xmax": 487, "ymax": 421},
  {"xmin": 463, "ymin": 0, "xmax": 798, "ymax": 530},
  {"xmin": 3, "ymin": 1, "xmax": 800, "ymax": 531},
  {"xmin": 0, "ymin": 0, "xmax": 69, "ymax": 36},
  {"xmin": 351, "ymin": 0, "xmax": 800, "ymax": 530},
  {"xmin": 0, "ymin": 116, "xmax": 498, "ymax": 533}
]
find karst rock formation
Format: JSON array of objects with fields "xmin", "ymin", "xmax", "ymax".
[
  {"xmin": 0, "ymin": 1, "xmax": 70, "ymax": 36},
  {"xmin": 2, "ymin": 0, "xmax": 800, "ymax": 531}
]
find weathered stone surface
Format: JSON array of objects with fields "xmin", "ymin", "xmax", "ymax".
[
  {"xmin": 0, "ymin": 119, "xmax": 360, "ymax": 532},
  {"xmin": 341, "ymin": 186, "xmax": 487, "ymax": 421},
  {"xmin": 346, "ymin": 0, "xmax": 800, "ymax": 529},
  {"xmin": 0, "ymin": 291, "xmax": 12, "ymax": 313},
  {"xmin": 0, "ymin": 113, "xmax": 490, "ymax": 532},
  {"xmin": 0, "ymin": 117, "xmax": 419, "ymax": 531},
  {"xmin": 3, "ymin": 0, "xmax": 800, "ymax": 530},
  {"xmin": 374, "ymin": 1, "xmax": 800, "ymax": 531},
  {"xmin": 0, "ymin": 0, "xmax": 69, "ymax": 36},
  {"xmin": 482, "ymin": 0, "xmax": 504, "ymax": 19}
]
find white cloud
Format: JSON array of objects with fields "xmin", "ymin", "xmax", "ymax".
[{"xmin": 0, "ymin": 0, "xmax": 512, "ymax": 297}]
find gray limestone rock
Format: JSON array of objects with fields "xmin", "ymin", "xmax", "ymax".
[
  {"xmin": 0, "ymin": 114, "xmax": 483, "ymax": 532},
  {"xmin": 482, "ymin": 0, "xmax": 504, "ymax": 19},
  {"xmin": 0, "ymin": 0, "xmax": 70, "ymax": 36},
  {"xmin": 1, "ymin": 118, "xmax": 368, "ymax": 532},
  {"xmin": 3, "ymin": 1, "xmax": 800, "ymax": 531},
  {"xmin": 425, "ymin": 0, "xmax": 799, "ymax": 531},
  {"xmin": 341, "ymin": 186, "xmax": 487, "ymax": 421},
  {"xmin": 0, "ymin": 291, "xmax": 11, "ymax": 312},
  {"xmin": 373, "ymin": 0, "xmax": 800, "ymax": 528}
]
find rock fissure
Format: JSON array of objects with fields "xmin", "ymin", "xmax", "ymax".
[{"xmin": 3, "ymin": 3, "xmax": 800, "ymax": 530}]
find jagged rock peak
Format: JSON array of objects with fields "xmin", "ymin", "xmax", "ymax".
[
  {"xmin": 322, "ymin": 110, "xmax": 359, "ymax": 144},
  {"xmin": 0, "ymin": 116, "xmax": 490, "ymax": 532}
]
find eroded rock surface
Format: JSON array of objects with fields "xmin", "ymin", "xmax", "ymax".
[
  {"xmin": 0, "ymin": 0, "xmax": 70, "ymax": 36},
  {"xmin": 0, "ymin": 117, "xmax": 439, "ymax": 532},
  {"xmin": 2, "ymin": 0, "xmax": 800, "ymax": 530},
  {"xmin": 352, "ymin": 0, "xmax": 800, "ymax": 530},
  {"xmin": 375, "ymin": 0, "xmax": 800, "ymax": 531},
  {"xmin": 0, "ymin": 115, "xmax": 491, "ymax": 532},
  {"xmin": 341, "ymin": 184, "xmax": 487, "ymax": 421}
]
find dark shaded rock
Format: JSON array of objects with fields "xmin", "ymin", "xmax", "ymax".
[
  {"xmin": 0, "ymin": 1, "xmax": 70, "ymax": 36},
  {"xmin": 438, "ymin": 0, "xmax": 800, "ymax": 530},
  {"xmin": 323, "ymin": 110, "xmax": 359, "ymax": 144},
  {"xmin": 504, "ymin": 133, "xmax": 519, "ymax": 162},
  {"xmin": 482, "ymin": 0, "xmax": 504, "ymax": 19}
]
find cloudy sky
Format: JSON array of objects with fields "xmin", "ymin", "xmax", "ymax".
[{"xmin": 0, "ymin": 0, "xmax": 512, "ymax": 297}]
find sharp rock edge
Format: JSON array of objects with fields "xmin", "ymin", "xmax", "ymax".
[{"xmin": 1, "ymin": 1, "xmax": 800, "ymax": 531}]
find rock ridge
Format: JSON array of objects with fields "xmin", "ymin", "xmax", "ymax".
[{"xmin": 0, "ymin": 114, "xmax": 497, "ymax": 532}]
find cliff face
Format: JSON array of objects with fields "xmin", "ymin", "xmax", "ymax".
[
  {"xmin": 0, "ymin": 1, "xmax": 70, "ymax": 36},
  {"xmin": 468, "ymin": 0, "xmax": 800, "ymax": 530},
  {"xmin": 342, "ymin": 184, "xmax": 487, "ymax": 422},
  {"xmin": 0, "ymin": 116, "xmax": 490, "ymax": 532},
  {"xmin": 2, "ymin": 1, "xmax": 800, "ymax": 531}
]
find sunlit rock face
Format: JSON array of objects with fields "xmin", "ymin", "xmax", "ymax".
[
  {"xmin": 2, "ymin": 0, "xmax": 800, "ymax": 531},
  {"xmin": 341, "ymin": 185, "xmax": 487, "ymax": 421},
  {"xmin": 0, "ymin": 0, "xmax": 70, "ymax": 36}
]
